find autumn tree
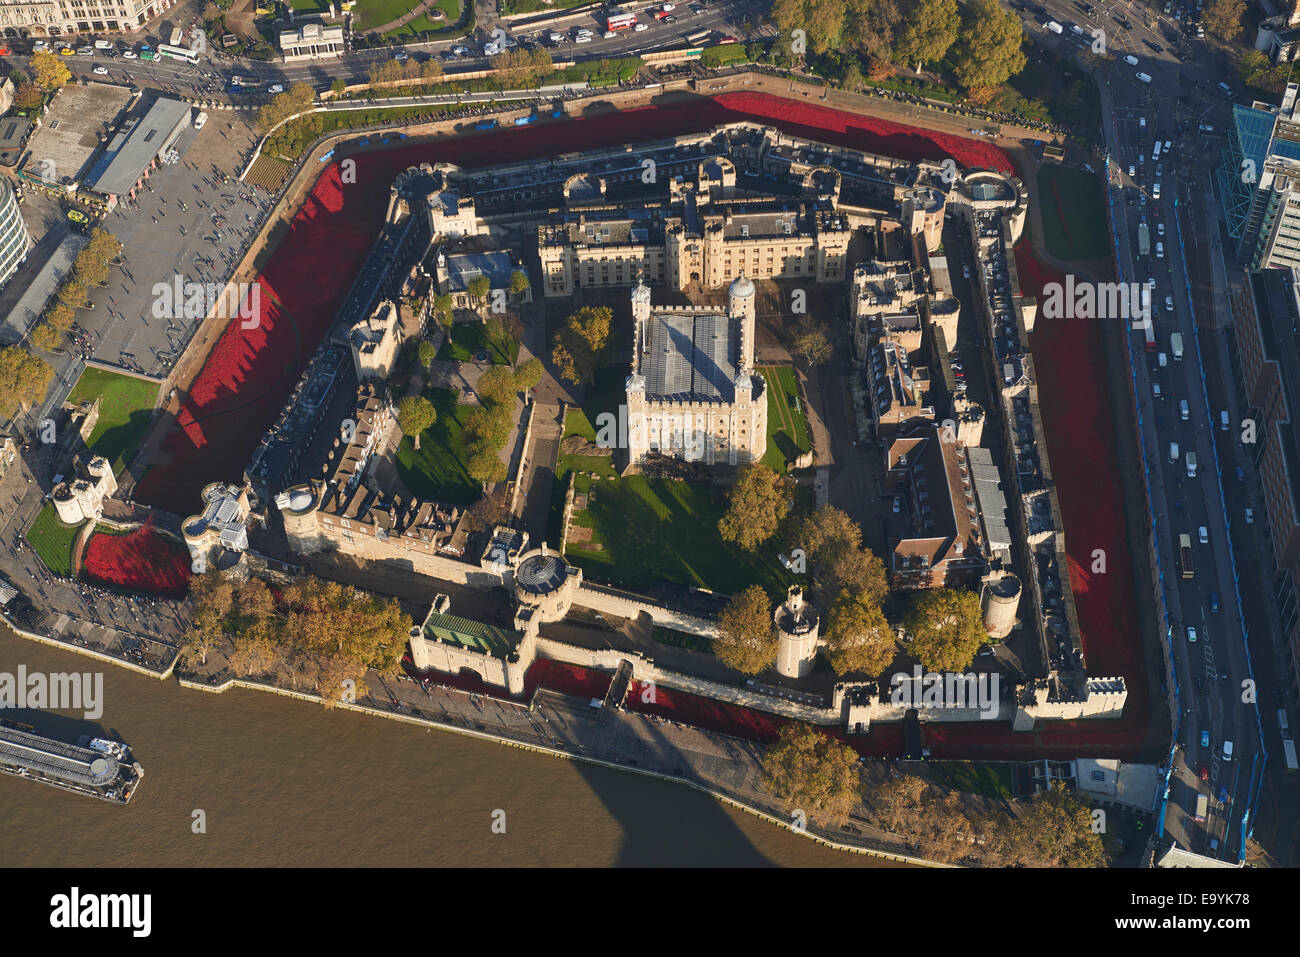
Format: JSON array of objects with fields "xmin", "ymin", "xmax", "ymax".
[
  {"xmin": 791, "ymin": 505, "xmax": 887, "ymax": 605},
  {"xmin": 551, "ymin": 305, "xmax": 612, "ymax": 385},
  {"xmin": 718, "ymin": 464, "xmax": 791, "ymax": 550},
  {"xmin": 902, "ymin": 587, "xmax": 987, "ymax": 672},
  {"xmin": 467, "ymin": 274, "xmax": 491, "ymax": 317},
  {"xmin": 29, "ymin": 323, "xmax": 61, "ymax": 352},
  {"xmin": 475, "ymin": 365, "xmax": 519, "ymax": 407},
  {"xmin": 769, "ymin": 0, "xmax": 846, "ymax": 54},
  {"xmin": 894, "ymin": 0, "xmax": 960, "ymax": 71},
  {"xmin": 950, "ymin": 0, "xmax": 1026, "ymax": 92},
  {"xmin": 421, "ymin": 58, "xmax": 444, "ymax": 82},
  {"xmin": 1003, "ymin": 782, "xmax": 1108, "ymax": 867},
  {"xmin": 465, "ymin": 403, "xmax": 514, "ymax": 449},
  {"xmin": 0, "ymin": 346, "xmax": 53, "ymax": 417},
  {"xmin": 790, "ymin": 315, "xmax": 832, "ymax": 367},
  {"xmin": 844, "ymin": 0, "xmax": 903, "ymax": 64},
  {"xmin": 432, "ymin": 293, "xmax": 454, "ymax": 327},
  {"xmin": 12, "ymin": 81, "xmax": 43, "ymax": 109},
  {"xmin": 396, "ymin": 394, "xmax": 436, "ymax": 450},
  {"xmin": 823, "ymin": 593, "xmax": 896, "ymax": 676},
  {"xmin": 761, "ymin": 724, "xmax": 863, "ymax": 827},
  {"xmin": 58, "ymin": 279, "xmax": 87, "ymax": 308},
  {"xmin": 715, "ymin": 585, "xmax": 778, "ymax": 674},
  {"xmin": 466, "ymin": 439, "xmax": 507, "ymax": 484},
  {"xmin": 417, "ymin": 340, "xmax": 437, "ymax": 368},
  {"xmin": 31, "ymin": 50, "xmax": 70, "ymax": 90},
  {"xmin": 509, "ymin": 269, "xmax": 530, "ymax": 299},
  {"xmin": 44, "ymin": 303, "xmax": 74, "ymax": 332},
  {"xmin": 1203, "ymin": 0, "xmax": 1245, "ymax": 42},
  {"xmin": 514, "ymin": 357, "xmax": 543, "ymax": 393}
]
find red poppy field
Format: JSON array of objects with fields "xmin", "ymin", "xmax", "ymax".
[
  {"xmin": 81, "ymin": 521, "xmax": 191, "ymax": 597},
  {"xmin": 143, "ymin": 91, "xmax": 1149, "ymax": 757}
]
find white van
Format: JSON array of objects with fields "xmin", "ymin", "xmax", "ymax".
[
  {"xmin": 1045, "ymin": 20, "xmax": 1064, "ymax": 33},
  {"xmin": 1156, "ymin": 241, "xmax": 1164, "ymax": 258},
  {"xmin": 1124, "ymin": 54, "xmax": 1139, "ymax": 66},
  {"xmin": 1153, "ymin": 140, "xmax": 1162, "ymax": 160},
  {"xmin": 1180, "ymin": 399, "xmax": 1189, "ymax": 421},
  {"xmin": 1169, "ymin": 442, "xmax": 1179, "ymax": 462},
  {"xmin": 1199, "ymin": 525, "xmax": 1208, "ymax": 544},
  {"xmin": 1158, "ymin": 351, "xmax": 1167, "ymax": 367},
  {"xmin": 1220, "ymin": 410, "xmax": 1229, "ymax": 431},
  {"xmin": 1153, "ymin": 382, "xmax": 1162, "ymax": 400},
  {"xmin": 94, "ymin": 39, "xmax": 114, "ymax": 50},
  {"xmin": 1137, "ymin": 72, "xmax": 1153, "ymax": 83},
  {"xmin": 1222, "ymin": 740, "xmax": 1233, "ymax": 761}
]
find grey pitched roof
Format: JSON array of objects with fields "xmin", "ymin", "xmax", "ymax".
[{"xmin": 642, "ymin": 312, "xmax": 737, "ymax": 402}]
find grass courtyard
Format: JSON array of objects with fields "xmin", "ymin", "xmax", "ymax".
[
  {"xmin": 551, "ymin": 366, "xmax": 801, "ymax": 597},
  {"xmin": 66, "ymin": 367, "xmax": 157, "ymax": 476},
  {"xmin": 1036, "ymin": 165, "xmax": 1110, "ymax": 263},
  {"xmin": 436, "ymin": 320, "xmax": 518, "ymax": 366},
  {"xmin": 26, "ymin": 505, "xmax": 84, "ymax": 577},
  {"xmin": 394, "ymin": 388, "xmax": 482, "ymax": 505},
  {"xmin": 381, "ymin": 0, "xmax": 462, "ymax": 37},
  {"xmin": 759, "ymin": 366, "xmax": 812, "ymax": 473}
]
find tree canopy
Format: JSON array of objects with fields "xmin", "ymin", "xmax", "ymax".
[
  {"xmin": 715, "ymin": 585, "xmax": 779, "ymax": 674},
  {"xmin": 823, "ymin": 593, "xmax": 896, "ymax": 676},
  {"xmin": 0, "ymin": 345, "xmax": 53, "ymax": 417},
  {"xmin": 902, "ymin": 587, "xmax": 987, "ymax": 672},
  {"xmin": 761, "ymin": 724, "xmax": 863, "ymax": 827},
  {"xmin": 950, "ymin": 0, "xmax": 1026, "ymax": 92},
  {"xmin": 718, "ymin": 464, "xmax": 791, "ymax": 551},
  {"xmin": 31, "ymin": 51, "xmax": 70, "ymax": 90},
  {"xmin": 395, "ymin": 394, "xmax": 436, "ymax": 450},
  {"xmin": 894, "ymin": 0, "xmax": 960, "ymax": 69},
  {"xmin": 551, "ymin": 306, "xmax": 612, "ymax": 385}
]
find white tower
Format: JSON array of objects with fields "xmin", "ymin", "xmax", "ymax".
[
  {"xmin": 774, "ymin": 585, "xmax": 820, "ymax": 679},
  {"xmin": 729, "ymin": 273, "xmax": 756, "ymax": 371}
]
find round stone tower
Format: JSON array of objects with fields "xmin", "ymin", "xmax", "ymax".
[
  {"xmin": 981, "ymin": 572, "xmax": 1021, "ymax": 641},
  {"xmin": 774, "ymin": 585, "xmax": 820, "ymax": 679}
]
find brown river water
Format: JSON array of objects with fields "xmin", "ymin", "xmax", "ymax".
[{"xmin": 0, "ymin": 629, "xmax": 895, "ymax": 867}]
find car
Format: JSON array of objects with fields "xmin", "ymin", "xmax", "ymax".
[
  {"xmin": 547, "ymin": 32, "xmax": 563, "ymax": 43},
  {"xmin": 1128, "ymin": 165, "xmax": 1136, "ymax": 177},
  {"xmin": 393, "ymin": 50, "xmax": 409, "ymax": 60},
  {"xmin": 122, "ymin": 50, "xmax": 136, "ymax": 59},
  {"xmin": 1209, "ymin": 592, "xmax": 1219, "ymax": 613},
  {"xmin": 58, "ymin": 47, "xmax": 75, "ymax": 56},
  {"xmin": 92, "ymin": 65, "xmax": 108, "ymax": 74},
  {"xmin": 194, "ymin": 111, "xmax": 208, "ymax": 130},
  {"xmin": 1187, "ymin": 625, "xmax": 1197, "ymax": 642},
  {"xmin": 575, "ymin": 34, "xmax": 592, "ymax": 42},
  {"xmin": 441, "ymin": 49, "xmax": 456, "ymax": 59},
  {"xmin": 1245, "ymin": 507, "xmax": 1254, "ymax": 523},
  {"xmin": 1165, "ymin": 295, "xmax": 1174, "ymax": 312},
  {"xmin": 1199, "ymin": 764, "xmax": 1209, "ymax": 781},
  {"xmin": 0, "ymin": 46, "xmax": 9, "ymax": 56},
  {"xmin": 603, "ymin": 30, "xmax": 616, "ymax": 37},
  {"xmin": 32, "ymin": 40, "xmax": 48, "ymax": 51},
  {"xmin": 1198, "ymin": 525, "xmax": 1208, "ymax": 544},
  {"xmin": 77, "ymin": 46, "xmax": 93, "ymax": 56},
  {"xmin": 634, "ymin": 21, "xmax": 648, "ymax": 30},
  {"xmin": 66, "ymin": 210, "xmax": 88, "ymax": 224},
  {"xmin": 1201, "ymin": 730, "xmax": 1210, "ymax": 747},
  {"xmin": 1157, "ymin": 222, "xmax": 1165, "ymax": 236},
  {"xmin": 1153, "ymin": 182, "xmax": 1162, "ymax": 200},
  {"xmin": 892, "ymin": 496, "xmax": 902, "ymax": 513},
  {"xmin": 1146, "ymin": 40, "xmax": 1163, "ymax": 53}
]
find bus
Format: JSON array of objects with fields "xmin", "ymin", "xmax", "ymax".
[
  {"xmin": 1193, "ymin": 793, "xmax": 1208, "ymax": 823},
  {"xmin": 139, "ymin": 49, "xmax": 157, "ymax": 61},
  {"xmin": 685, "ymin": 29, "xmax": 711, "ymax": 44},
  {"xmin": 158, "ymin": 43, "xmax": 199, "ymax": 64},
  {"xmin": 1284, "ymin": 739, "xmax": 1298, "ymax": 774},
  {"xmin": 606, "ymin": 10, "xmax": 638, "ymax": 30}
]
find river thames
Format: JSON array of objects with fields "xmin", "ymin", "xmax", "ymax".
[{"xmin": 0, "ymin": 629, "xmax": 897, "ymax": 867}]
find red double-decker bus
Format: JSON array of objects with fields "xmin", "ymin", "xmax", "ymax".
[{"xmin": 607, "ymin": 10, "xmax": 638, "ymax": 29}]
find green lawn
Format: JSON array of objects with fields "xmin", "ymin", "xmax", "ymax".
[
  {"xmin": 436, "ymin": 320, "xmax": 518, "ymax": 366},
  {"xmin": 382, "ymin": 0, "xmax": 462, "ymax": 37},
  {"xmin": 1036, "ymin": 165, "xmax": 1110, "ymax": 262},
  {"xmin": 929, "ymin": 762, "xmax": 1016, "ymax": 800},
  {"xmin": 500, "ymin": 0, "xmax": 587, "ymax": 13},
  {"xmin": 354, "ymin": 0, "xmax": 448, "ymax": 30},
  {"xmin": 66, "ymin": 367, "xmax": 157, "ymax": 476},
  {"xmin": 759, "ymin": 366, "xmax": 811, "ymax": 473},
  {"xmin": 652, "ymin": 625, "xmax": 715, "ymax": 655},
  {"xmin": 26, "ymin": 505, "xmax": 84, "ymax": 577},
  {"xmin": 394, "ymin": 388, "xmax": 482, "ymax": 505},
  {"xmin": 289, "ymin": 0, "xmax": 326, "ymax": 12}
]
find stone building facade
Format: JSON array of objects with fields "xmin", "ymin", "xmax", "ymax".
[{"xmin": 51, "ymin": 449, "xmax": 115, "ymax": 524}]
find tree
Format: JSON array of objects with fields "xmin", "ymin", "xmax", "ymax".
[
  {"xmin": 509, "ymin": 269, "xmax": 530, "ymax": 299},
  {"xmin": 466, "ymin": 439, "xmax": 507, "ymax": 484},
  {"xmin": 817, "ymin": 539, "xmax": 888, "ymax": 605},
  {"xmin": 417, "ymin": 340, "xmax": 437, "ymax": 368},
  {"xmin": 0, "ymin": 346, "xmax": 52, "ymax": 416},
  {"xmin": 895, "ymin": 0, "xmax": 960, "ymax": 70},
  {"xmin": 761, "ymin": 724, "xmax": 863, "ymax": 827},
  {"xmin": 85, "ymin": 228, "xmax": 122, "ymax": 263},
  {"xmin": 823, "ymin": 594, "xmax": 896, "ymax": 675},
  {"xmin": 465, "ymin": 403, "xmax": 514, "ymax": 448},
  {"xmin": 73, "ymin": 254, "xmax": 109, "ymax": 288},
  {"xmin": 551, "ymin": 306, "xmax": 612, "ymax": 385},
  {"xmin": 432, "ymin": 293, "xmax": 454, "ymax": 328},
  {"xmin": 1004, "ymin": 782, "xmax": 1108, "ymax": 867},
  {"xmin": 467, "ymin": 274, "xmax": 491, "ymax": 317},
  {"xmin": 468, "ymin": 486, "xmax": 511, "ymax": 530},
  {"xmin": 31, "ymin": 50, "xmax": 70, "ymax": 90},
  {"xmin": 395, "ymin": 394, "xmax": 436, "ymax": 450},
  {"xmin": 950, "ymin": 0, "xmax": 1026, "ymax": 92},
  {"xmin": 718, "ymin": 464, "xmax": 791, "ymax": 550},
  {"xmin": 790, "ymin": 315, "xmax": 832, "ymax": 367},
  {"xmin": 1203, "ymin": 0, "xmax": 1245, "ymax": 42},
  {"xmin": 514, "ymin": 357, "xmax": 543, "ymax": 393},
  {"xmin": 12, "ymin": 81, "xmax": 43, "ymax": 110},
  {"xmin": 845, "ymin": 0, "xmax": 903, "ymax": 64},
  {"xmin": 715, "ymin": 585, "xmax": 778, "ymax": 674},
  {"xmin": 330, "ymin": 76, "xmax": 347, "ymax": 95},
  {"xmin": 203, "ymin": 1, "xmax": 219, "ymax": 18},
  {"xmin": 44, "ymin": 303, "xmax": 74, "ymax": 332},
  {"xmin": 793, "ymin": 505, "xmax": 862, "ymax": 557},
  {"xmin": 421, "ymin": 59, "xmax": 444, "ymax": 82},
  {"xmin": 903, "ymin": 588, "xmax": 987, "ymax": 672},
  {"xmin": 29, "ymin": 323, "xmax": 61, "ymax": 352},
  {"xmin": 476, "ymin": 365, "xmax": 519, "ymax": 407},
  {"xmin": 57, "ymin": 279, "xmax": 87, "ymax": 308}
]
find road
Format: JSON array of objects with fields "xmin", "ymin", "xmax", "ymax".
[{"xmin": 1018, "ymin": 0, "xmax": 1276, "ymax": 862}]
